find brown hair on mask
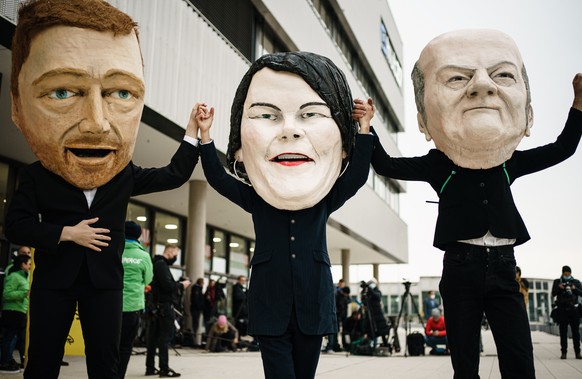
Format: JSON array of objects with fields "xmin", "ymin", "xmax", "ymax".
[{"xmin": 11, "ymin": 0, "xmax": 140, "ymax": 100}]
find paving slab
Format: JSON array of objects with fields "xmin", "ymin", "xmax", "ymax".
[{"xmin": 1, "ymin": 330, "xmax": 581, "ymax": 378}]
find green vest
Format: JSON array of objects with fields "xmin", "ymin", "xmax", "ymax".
[{"xmin": 122, "ymin": 240, "xmax": 154, "ymax": 312}]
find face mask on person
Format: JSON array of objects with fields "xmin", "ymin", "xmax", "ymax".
[
  {"xmin": 167, "ymin": 256, "xmax": 178, "ymax": 265},
  {"xmin": 563, "ymin": 275, "xmax": 572, "ymax": 280}
]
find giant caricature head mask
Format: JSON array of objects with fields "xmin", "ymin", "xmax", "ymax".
[
  {"xmin": 411, "ymin": 29, "xmax": 533, "ymax": 169},
  {"xmin": 227, "ymin": 52, "xmax": 357, "ymax": 210},
  {"xmin": 11, "ymin": 0, "xmax": 144, "ymax": 190}
]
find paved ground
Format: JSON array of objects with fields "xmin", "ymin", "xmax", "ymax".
[{"xmin": 1, "ymin": 329, "xmax": 581, "ymax": 378}]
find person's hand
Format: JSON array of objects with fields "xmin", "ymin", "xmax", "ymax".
[
  {"xmin": 60, "ymin": 217, "xmax": 110, "ymax": 252},
  {"xmin": 432, "ymin": 330, "xmax": 439, "ymax": 336},
  {"xmin": 185, "ymin": 105, "xmax": 200, "ymax": 139},
  {"xmin": 353, "ymin": 98, "xmax": 375, "ymax": 134},
  {"xmin": 181, "ymin": 279, "xmax": 192, "ymax": 289},
  {"xmin": 352, "ymin": 98, "xmax": 367, "ymax": 121},
  {"xmin": 559, "ymin": 283, "xmax": 565, "ymax": 289},
  {"xmin": 572, "ymin": 73, "xmax": 582, "ymax": 111},
  {"xmin": 197, "ymin": 103, "xmax": 215, "ymax": 144}
]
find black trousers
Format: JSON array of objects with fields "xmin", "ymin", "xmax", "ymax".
[
  {"xmin": 439, "ymin": 243, "xmax": 535, "ymax": 379},
  {"xmin": 118, "ymin": 311, "xmax": 141, "ymax": 378},
  {"xmin": 557, "ymin": 307, "xmax": 581, "ymax": 354},
  {"xmin": 145, "ymin": 303, "xmax": 175, "ymax": 372},
  {"xmin": 25, "ymin": 262, "xmax": 122, "ymax": 379},
  {"xmin": 0, "ymin": 310, "xmax": 26, "ymax": 365},
  {"xmin": 256, "ymin": 310, "xmax": 323, "ymax": 379}
]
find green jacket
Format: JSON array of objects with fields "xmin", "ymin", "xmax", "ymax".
[
  {"xmin": 2, "ymin": 269, "xmax": 29, "ymax": 314},
  {"xmin": 122, "ymin": 240, "xmax": 154, "ymax": 312}
]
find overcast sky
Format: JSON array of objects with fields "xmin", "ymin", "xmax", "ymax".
[{"xmin": 374, "ymin": 0, "xmax": 582, "ymax": 282}]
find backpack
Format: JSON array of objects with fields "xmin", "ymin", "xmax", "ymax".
[{"xmin": 406, "ymin": 332, "xmax": 425, "ymax": 356}]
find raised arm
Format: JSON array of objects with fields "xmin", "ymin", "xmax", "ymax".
[
  {"xmin": 196, "ymin": 104, "xmax": 254, "ymax": 212},
  {"xmin": 572, "ymin": 73, "xmax": 582, "ymax": 111}
]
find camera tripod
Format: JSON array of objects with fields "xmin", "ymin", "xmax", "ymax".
[{"xmin": 391, "ymin": 281, "xmax": 424, "ymax": 356}]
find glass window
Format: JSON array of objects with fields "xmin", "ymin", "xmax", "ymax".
[
  {"xmin": 212, "ymin": 230, "xmax": 227, "ymax": 274},
  {"xmin": 381, "ymin": 295, "xmax": 389, "ymax": 315},
  {"xmin": 536, "ymin": 292, "xmax": 549, "ymax": 323},
  {"xmin": 0, "ymin": 161, "xmax": 9, "ymax": 236},
  {"xmin": 528, "ymin": 294, "xmax": 535, "ymax": 322},
  {"xmin": 411, "ymin": 295, "xmax": 421, "ymax": 320},
  {"xmin": 205, "ymin": 228, "xmax": 212, "ymax": 272},
  {"xmin": 126, "ymin": 202, "xmax": 150, "ymax": 247},
  {"xmin": 249, "ymin": 240, "xmax": 255, "ymax": 260},
  {"xmin": 229, "ymin": 235, "xmax": 248, "ymax": 276},
  {"xmin": 390, "ymin": 294, "xmax": 400, "ymax": 315},
  {"xmin": 379, "ymin": 19, "xmax": 403, "ymax": 88},
  {"xmin": 153, "ymin": 211, "xmax": 182, "ymax": 264},
  {"xmin": 374, "ymin": 175, "xmax": 387, "ymax": 200}
]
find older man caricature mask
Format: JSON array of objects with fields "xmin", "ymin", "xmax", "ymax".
[
  {"xmin": 412, "ymin": 29, "xmax": 533, "ymax": 169},
  {"xmin": 11, "ymin": 10, "xmax": 145, "ymax": 190},
  {"xmin": 227, "ymin": 52, "xmax": 356, "ymax": 210}
]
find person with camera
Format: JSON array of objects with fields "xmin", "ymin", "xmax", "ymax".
[
  {"xmin": 361, "ymin": 278, "xmax": 390, "ymax": 348},
  {"xmin": 551, "ymin": 265, "xmax": 582, "ymax": 359},
  {"xmin": 145, "ymin": 245, "xmax": 191, "ymax": 377}
]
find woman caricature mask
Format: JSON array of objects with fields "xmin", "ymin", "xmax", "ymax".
[{"xmin": 235, "ymin": 68, "xmax": 345, "ymax": 210}]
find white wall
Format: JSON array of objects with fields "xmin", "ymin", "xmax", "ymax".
[{"xmin": 109, "ymin": 0, "xmax": 250, "ymax": 152}]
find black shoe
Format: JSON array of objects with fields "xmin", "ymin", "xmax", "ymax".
[
  {"xmin": 0, "ymin": 360, "xmax": 21, "ymax": 373},
  {"xmin": 159, "ymin": 368, "xmax": 181, "ymax": 377},
  {"xmin": 561, "ymin": 353, "xmax": 567, "ymax": 359},
  {"xmin": 145, "ymin": 368, "xmax": 160, "ymax": 376},
  {"xmin": 60, "ymin": 361, "xmax": 69, "ymax": 366},
  {"xmin": 576, "ymin": 353, "xmax": 582, "ymax": 359}
]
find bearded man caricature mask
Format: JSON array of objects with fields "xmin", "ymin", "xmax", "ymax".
[
  {"xmin": 11, "ymin": 21, "xmax": 145, "ymax": 190},
  {"xmin": 412, "ymin": 29, "xmax": 533, "ymax": 169},
  {"xmin": 226, "ymin": 52, "xmax": 357, "ymax": 210}
]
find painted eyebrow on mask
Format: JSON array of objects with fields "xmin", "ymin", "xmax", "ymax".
[
  {"xmin": 300, "ymin": 102, "xmax": 329, "ymax": 109},
  {"xmin": 249, "ymin": 102, "xmax": 281, "ymax": 111}
]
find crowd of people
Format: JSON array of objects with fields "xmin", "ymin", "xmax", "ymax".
[
  {"xmin": 0, "ymin": 239, "xmax": 251, "ymax": 377},
  {"xmin": 0, "ymin": 241, "xmax": 580, "ymax": 376}
]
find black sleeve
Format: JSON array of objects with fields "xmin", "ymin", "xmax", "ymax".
[{"xmin": 153, "ymin": 260, "xmax": 179, "ymax": 295}]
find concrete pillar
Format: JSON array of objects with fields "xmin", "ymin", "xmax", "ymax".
[
  {"xmin": 341, "ymin": 249, "xmax": 350, "ymax": 284},
  {"xmin": 184, "ymin": 180, "xmax": 207, "ymax": 344},
  {"xmin": 373, "ymin": 263, "xmax": 379, "ymax": 282}
]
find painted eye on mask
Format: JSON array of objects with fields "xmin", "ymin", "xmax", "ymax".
[
  {"xmin": 250, "ymin": 113, "xmax": 278, "ymax": 120},
  {"xmin": 48, "ymin": 88, "xmax": 78, "ymax": 100},
  {"xmin": 108, "ymin": 89, "xmax": 134, "ymax": 100},
  {"xmin": 300, "ymin": 112, "xmax": 330, "ymax": 119}
]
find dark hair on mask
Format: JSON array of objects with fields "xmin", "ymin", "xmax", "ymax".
[{"xmin": 227, "ymin": 51, "xmax": 356, "ymax": 183}]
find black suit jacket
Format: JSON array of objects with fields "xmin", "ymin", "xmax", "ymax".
[
  {"xmin": 6, "ymin": 141, "xmax": 199, "ymax": 290},
  {"xmin": 371, "ymin": 108, "xmax": 582, "ymax": 250},
  {"xmin": 200, "ymin": 134, "xmax": 373, "ymax": 336}
]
